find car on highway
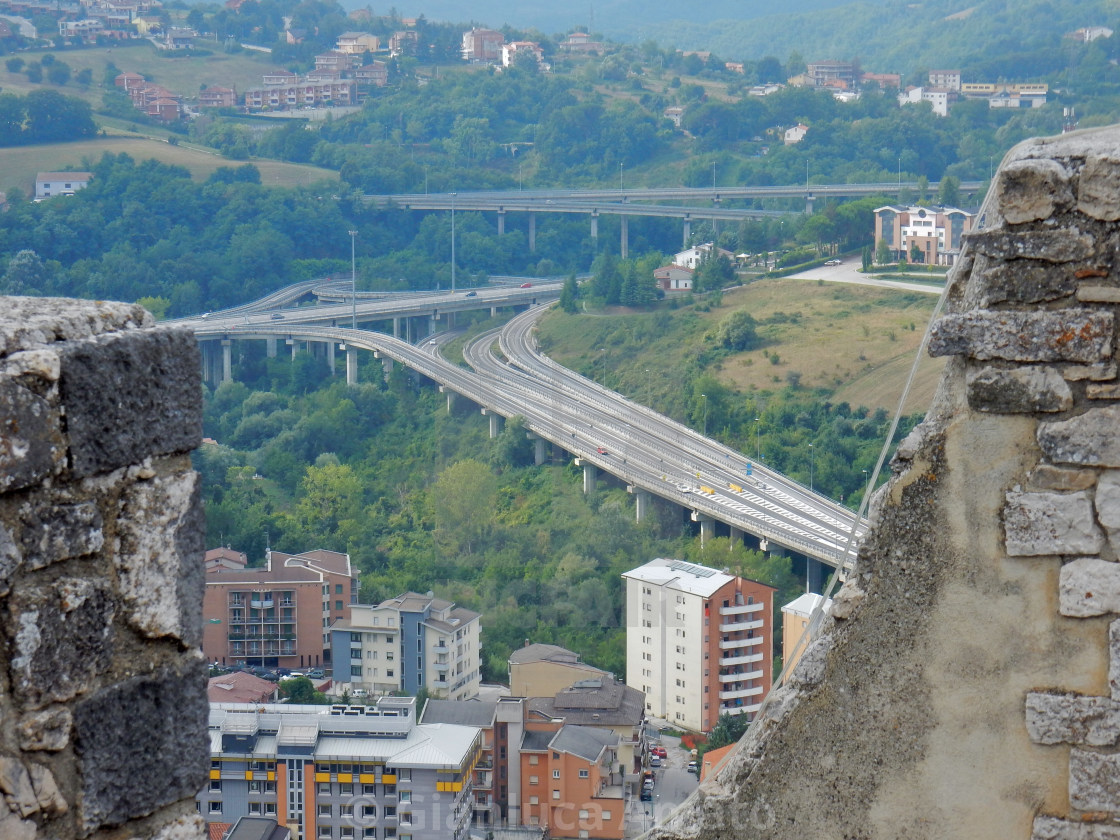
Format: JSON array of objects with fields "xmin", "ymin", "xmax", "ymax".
[
  {"xmin": 596, "ymin": 446, "xmax": 608, "ymax": 455},
  {"xmin": 428, "ymin": 339, "xmax": 437, "ymax": 345},
  {"xmin": 824, "ymin": 259, "xmax": 841, "ymax": 266},
  {"xmin": 270, "ymin": 312, "xmax": 284, "ymax": 320},
  {"xmin": 520, "ymin": 282, "xmax": 532, "ymax": 288},
  {"xmin": 465, "ymin": 290, "xmax": 477, "ymax": 296}
]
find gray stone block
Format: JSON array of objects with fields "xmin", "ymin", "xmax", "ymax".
[
  {"xmin": 966, "ymin": 229, "xmax": 1095, "ymax": 263},
  {"xmin": 1027, "ymin": 465, "xmax": 1098, "ymax": 492},
  {"xmin": 1004, "ymin": 490, "xmax": 1104, "ymax": 556},
  {"xmin": 0, "ymin": 296, "xmax": 151, "ymax": 357},
  {"xmin": 1025, "ymin": 691, "xmax": 1120, "ymax": 745},
  {"xmin": 115, "ymin": 472, "xmax": 205, "ymax": 644},
  {"xmin": 1060, "ymin": 558, "xmax": 1120, "ymax": 617},
  {"xmin": 0, "ymin": 379, "xmax": 64, "ymax": 493},
  {"xmin": 1034, "ymin": 815, "xmax": 1120, "ymax": 840},
  {"xmin": 995, "ymin": 158, "xmax": 1073, "ymax": 224},
  {"xmin": 18, "ymin": 707, "xmax": 72, "ymax": 752},
  {"xmin": 0, "ymin": 524, "xmax": 21, "ymax": 598},
  {"xmin": 73, "ymin": 662, "xmax": 209, "ymax": 833},
  {"xmin": 6, "ymin": 578, "xmax": 115, "ymax": 709},
  {"xmin": 20, "ymin": 502, "xmax": 104, "ymax": 571},
  {"xmin": 1070, "ymin": 748, "xmax": 1120, "ymax": 812},
  {"xmin": 1040, "ymin": 406, "xmax": 1120, "ymax": 467},
  {"xmin": 59, "ymin": 327, "xmax": 202, "ymax": 478},
  {"xmin": 1078, "ymin": 285, "xmax": 1120, "ymax": 304},
  {"xmin": 1112, "ymin": 620, "xmax": 1120, "ymax": 699},
  {"xmin": 1079, "ymin": 154, "xmax": 1120, "ymax": 222},
  {"xmin": 966, "ymin": 365, "xmax": 1073, "ymax": 413},
  {"xmin": 929, "ymin": 309, "xmax": 1113, "ymax": 363},
  {"xmin": 983, "ymin": 260, "xmax": 1077, "ymax": 305}
]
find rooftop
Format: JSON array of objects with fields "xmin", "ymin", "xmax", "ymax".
[{"xmin": 622, "ymin": 558, "xmax": 736, "ymax": 597}]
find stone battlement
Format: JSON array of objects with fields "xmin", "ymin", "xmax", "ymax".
[{"xmin": 0, "ymin": 298, "xmax": 207, "ymax": 840}]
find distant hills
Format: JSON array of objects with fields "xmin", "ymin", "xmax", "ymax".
[{"xmin": 366, "ymin": 0, "xmax": 1116, "ymax": 76}]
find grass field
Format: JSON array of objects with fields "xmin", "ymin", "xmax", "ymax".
[
  {"xmin": 0, "ymin": 136, "xmax": 338, "ymax": 196},
  {"xmin": 0, "ymin": 41, "xmax": 279, "ymax": 103},
  {"xmin": 539, "ymin": 277, "xmax": 945, "ymax": 415}
]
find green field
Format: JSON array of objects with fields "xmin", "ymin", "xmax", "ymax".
[
  {"xmin": 0, "ymin": 136, "xmax": 338, "ymax": 196},
  {"xmin": 0, "ymin": 41, "xmax": 280, "ymax": 104}
]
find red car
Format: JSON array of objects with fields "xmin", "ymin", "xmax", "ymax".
[
  {"xmin": 596, "ymin": 447, "xmax": 608, "ymax": 455},
  {"xmin": 520, "ymin": 282, "xmax": 532, "ymax": 288},
  {"xmin": 651, "ymin": 745, "xmax": 667, "ymax": 758}
]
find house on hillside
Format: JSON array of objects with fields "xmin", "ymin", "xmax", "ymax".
[
  {"xmin": 199, "ymin": 86, "xmax": 237, "ymax": 108},
  {"xmin": 461, "ymin": 27, "xmax": 503, "ymax": 62},
  {"xmin": 35, "ymin": 172, "xmax": 93, "ymax": 199},
  {"xmin": 873, "ymin": 204, "xmax": 976, "ymax": 265},
  {"xmin": 653, "ymin": 264, "xmax": 693, "ymax": 294},
  {"xmin": 673, "ymin": 243, "xmax": 732, "ymax": 270},
  {"xmin": 502, "ymin": 40, "xmax": 544, "ymax": 68},
  {"xmin": 335, "ymin": 30, "xmax": 377, "ymax": 54},
  {"xmin": 784, "ymin": 123, "xmax": 808, "ymax": 144}
]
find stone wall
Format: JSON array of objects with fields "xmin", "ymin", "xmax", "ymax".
[
  {"xmin": 651, "ymin": 126, "xmax": 1120, "ymax": 840},
  {"xmin": 0, "ymin": 298, "xmax": 208, "ymax": 840}
]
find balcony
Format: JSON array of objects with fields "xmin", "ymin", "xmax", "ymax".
[
  {"xmin": 720, "ymin": 652, "xmax": 763, "ymax": 666},
  {"xmin": 719, "ymin": 602, "xmax": 765, "ymax": 617},
  {"xmin": 250, "ymin": 599, "xmax": 273, "ymax": 609},
  {"xmin": 719, "ymin": 636, "xmax": 765, "ymax": 650},
  {"xmin": 719, "ymin": 669, "xmax": 764, "ymax": 683},
  {"xmin": 718, "ymin": 686, "xmax": 764, "ymax": 701},
  {"xmin": 718, "ymin": 618, "xmax": 764, "ymax": 633}
]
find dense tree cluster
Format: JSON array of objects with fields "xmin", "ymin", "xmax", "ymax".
[{"xmin": 0, "ymin": 89, "xmax": 95, "ymax": 146}]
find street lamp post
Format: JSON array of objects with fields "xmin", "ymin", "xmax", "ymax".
[
  {"xmin": 619, "ymin": 162, "xmax": 624, "ymax": 191},
  {"xmin": 754, "ymin": 417, "xmax": 760, "ymax": 460},
  {"xmin": 348, "ymin": 229, "xmax": 357, "ymax": 329},
  {"xmin": 645, "ymin": 368, "xmax": 651, "ymax": 407},
  {"xmin": 701, "ymin": 393, "xmax": 708, "ymax": 437},
  {"xmin": 809, "ymin": 443, "xmax": 815, "ymax": 492},
  {"xmin": 450, "ymin": 192, "xmax": 456, "ymax": 293}
]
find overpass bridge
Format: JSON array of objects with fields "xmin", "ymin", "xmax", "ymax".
[
  {"xmin": 184, "ymin": 283, "xmax": 864, "ymax": 578},
  {"xmin": 364, "ymin": 181, "xmax": 984, "ymax": 257}
]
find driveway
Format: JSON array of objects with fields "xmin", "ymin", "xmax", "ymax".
[
  {"xmin": 624, "ymin": 732, "xmax": 699, "ymax": 838},
  {"xmin": 782, "ymin": 259, "xmax": 945, "ymax": 295}
]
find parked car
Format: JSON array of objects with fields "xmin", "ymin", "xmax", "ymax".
[
  {"xmin": 687, "ymin": 760, "xmax": 699, "ymax": 774},
  {"xmin": 824, "ymin": 259, "xmax": 841, "ymax": 266},
  {"xmin": 307, "ymin": 668, "xmax": 325, "ymax": 679},
  {"xmin": 651, "ymin": 745, "xmax": 667, "ymax": 758},
  {"xmin": 640, "ymin": 789, "xmax": 652, "ymax": 802},
  {"xmin": 650, "ymin": 756, "xmax": 661, "ymax": 768}
]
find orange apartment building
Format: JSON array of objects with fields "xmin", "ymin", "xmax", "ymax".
[
  {"xmin": 202, "ymin": 548, "xmax": 358, "ymax": 671},
  {"xmin": 873, "ymin": 204, "xmax": 976, "ymax": 266}
]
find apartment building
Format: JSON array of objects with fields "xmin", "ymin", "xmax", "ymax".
[
  {"xmin": 780, "ymin": 593, "xmax": 832, "ymax": 675},
  {"xmin": 623, "ymin": 558, "xmax": 775, "ymax": 733},
  {"xmin": 873, "ymin": 204, "xmax": 976, "ymax": 266},
  {"xmin": 330, "ymin": 593, "xmax": 482, "ymax": 701},
  {"xmin": 508, "ymin": 643, "xmax": 611, "ymax": 697},
  {"xmin": 460, "ymin": 28, "xmax": 503, "ymax": 62},
  {"xmin": 202, "ymin": 548, "xmax": 358, "ymax": 671},
  {"xmin": 200, "ymin": 697, "xmax": 480, "ymax": 840}
]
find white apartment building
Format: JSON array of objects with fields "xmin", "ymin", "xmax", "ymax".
[
  {"xmin": 623, "ymin": 559, "xmax": 774, "ymax": 733},
  {"xmin": 330, "ymin": 592, "xmax": 482, "ymax": 701}
]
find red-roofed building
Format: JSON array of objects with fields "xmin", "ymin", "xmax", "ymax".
[
  {"xmin": 199, "ymin": 86, "xmax": 237, "ymax": 108},
  {"xmin": 207, "ymin": 670, "xmax": 279, "ymax": 704},
  {"xmin": 202, "ymin": 548, "xmax": 358, "ymax": 671},
  {"xmin": 700, "ymin": 742, "xmax": 736, "ymax": 781}
]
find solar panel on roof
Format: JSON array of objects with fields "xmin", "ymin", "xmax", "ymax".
[{"xmin": 668, "ymin": 560, "xmax": 717, "ymax": 577}]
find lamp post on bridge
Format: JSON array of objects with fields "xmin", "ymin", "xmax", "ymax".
[
  {"xmin": 701, "ymin": 393, "xmax": 708, "ymax": 437},
  {"xmin": 754, "ymin": 416, "xmax": 761, "ymax": 460},
  {"xmin": 348, "ymin": 229, "xmax": 357, "ymax": 329},
  {"xmin": 809, "ymin": 443, "xmax": 815, "ymax": 492},
  {"xmin": 451, "ymin": 192, "xmax": 457, "ymax": 293}
]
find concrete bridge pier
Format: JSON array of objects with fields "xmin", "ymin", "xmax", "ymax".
[
  {"xmin": 491, "ymin": 306, "xmax": 498, "ymax": 317},
  {"xmin": 382, "ymin": 357, "xmax": 393, "ymax": 381},
  {"xmin": 346, "ymin": 348, "xmax": 358, "ymax": 385},
  {"xmin": 489, "ymin": 413, "xmax": 502, "ymax": 438},
  {"xmin": 692, "ymin": 511, "xmax": 715, "ymax": 546},
  {"xmin": 620, "ymin": 217, "xmax": 629, "ymax": 259},
  {"xmin": 683, "ymin": 215, "xmax": 691, "ymax": 246},
  {"xmin": 528, "ymin": 212, "xmax": 536, "ymax": 252},
  {"xmin": 288, "ymin": 338, "xmax": 297, "ymax": 360},
  {"xmin": 729, "ymin": 525, "xmax": 744, "ymax": 546},
  {"xmin": 220, "ymin": 340, "xmax": 232, "ymax": 383},
  {"xmin": 590, "ymin": 210, "xmax": 598, "ymax": 241},
  {"xmin": 806, "ymin": 557, "xmax": 828, "ymax": 594},
  {"xmin": 430, "ymin": 315, "xmax": 439, "ymax": 336},
  {"xmin": 582, "ymin": 462, "xmax": 597, "ymax": 494},
  {"xmin": 200, "ymin": 342, "xmax": 218, "ymax": 387},
  {"xmin": 393, "ymin": 317, "xmax": 401, "ymax": 338},
  {"xmin": 806, "ymin": 194, "xmax": 814, "ymax": 214},
  {"xmin": 497, "ymin": 209, "xmax": 505, "ymax": 235},
  {"xmin": 632, "ymin": 488, "xmax": 652, "ymax": 522},
  {"xmin": 266, "ymin": 337, "xmax": 277, "ymax": 358},
  {"xmin": 440, "ymin": 385, "xmax": 456, "ymax": 412},
  {"xmin": 526, "ymin": 433, "xmax": 547, "ymax": 465},
  {"xmin": 327, "ymin": 340, "xmax": 336, "ymax": 374}
]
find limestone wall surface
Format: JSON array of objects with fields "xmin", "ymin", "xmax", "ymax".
[
  {"xmin": 651, "ymin": 125, "xmax": 1120, "ymax": 840},
  {"xmin": 0, "ymin": 298, "xmax": 208, "ymax": 840}
]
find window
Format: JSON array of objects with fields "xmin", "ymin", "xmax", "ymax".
[
  {"xmin": 336, "ymin": 600, "xmax": 344, "ymax": 611},
  {"xmin": 337, "ymin": 584, "xmax": 344, "ymax": 594},
  {"xmin": 340, "ymin": 783, "xmax": 353, "ymax": 795},
  {"xmin": 399, "ymin": 812, "xmax": 412, "ymax": 826},
  {"xmin": 552, "ymin": 790, "xmax": 560, "ymax": 800},
  {"xmin": 351, "ymin": 665, "xmax": 363, "ymax": 677},
  {"xmin": 384, "ymin": 806, "xmax": 396, "ymax": 818},
  {"xmin": 319, "ymin": 804, "xmax": 332, "ymax": 817},
  {"xmin": 249, "ymin": 780, "xmax": 262, "ymax": 793},
  {"xmin": 552, "ymin": 769, "xmax": 560, "ymax": 779},
  {"xmin": 208, "ymin": 801, "xmax": 221, "ymax": 814},
  {"xmin": 319, "ymin": 783, "xmax": 331, "ymax": 795},
  {"xmin": 209, "ymin": 780, "xmax": 221, "ymax": 792},
  {"xmin": 529, "ymin": 776, "xmax": 538, "ymax": 786},
  {"xmin": 397, "ymin": 768, "xmax": 411, "ymax": 782},
  {"xmin": 386, "ymin": 669, "xmax": 394, "ymax": 678},
  {"xmin": 578, "ymin": 769, "xmax": 589, "ymax": 779},
  {"xmin": 340, "ymin": 804, "xmax": 354, "ymax": 817},
  {"xmin": 529, "ymin": 796, "xmax": 539, "ymax": 805},
  {"xmin": 265, "ymin": 803, "xmax": 276, "ymax": 816},
  {"xmin": 602, "ymin": 810, "xmax": 613, "ymax": 820},
  {"xmin": 398, "ymin": 791, "xmax": 411, "ymax": 803},
  {"xmin": 249, "ymin": 803, "xmax": 262, "ymax": 815},
  {"xmin": 363, "ymin": 831, "xmax": 377, "ymax": 840},
  {"xmin": 363, "ymin": 785, "xmax": 377, "ymax": 795},
  {"xmin": 363, "ymin": 805, "xmax": 377, "ymax": 819},
  {"xmin": 529, "ymin": 755, "xmax": 539, "ymax": 766},
  {"xmin": 579, "ymin": 809, "xmax": 589, "ymax": 819}
]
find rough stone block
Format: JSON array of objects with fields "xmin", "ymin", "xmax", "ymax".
[
  {"xmin": 1004, "ymin": 491, "xmax": 1104, "ymax": 556},
  {"xmin": 0, "ymin": 379, "xmax": 64, "ymax": 493},
  {"xmin": 0, "ymin": 524, "xmax": 21, "ymax": 598},
  {"xmin": 1027, "ymin": 465, "xmax": 1098, "ymax": 492},
  {"xmin": 1078, "ymin": 285, "xmax": 1120, "ymax": 303},
  {"xmin": 1040, "ymin": 406, "xmax": 1120, "ymax": 467},
  {"xmin": 1061, "ymin": 362, "xmax": 1118, "ymax": 381},
  {"xmin": 1034, "ymin": 815, "xmax": 1120, "ymax": 840},
  {"xmin": 0, "ymin": 348, "xmax": 60, "ymax": 381},
  {"xmin": 1060, "ymin": 558, "xmax": 1120, "ymax": 617},
  {"xmin": 1098, "ymin": 472, "xmax": 1120, "ymax": 541},
  {"xmin": 1088, "ymin": 383, "xmax": 1120, "ymax": 400},
  {"xmin": 1070, "ymin": 748, "xmax": 1120, "ymax": 812},
  {"xmin": 996, "ymin": 158, "xmax": 1073, "ymax": 224},
  {"xmin": 1025, "ymin": 691, "xmax": 1120, "ymax": 745},
  {"xmin": 73, "ymin": 662, "xmax": 209, "ymax": 833},
  {"xmin": 20, "ymin": 502, "xmax": 103, "ymax": 571},
  {"xmin": 966, "ymin": 229, "xmax": 1096, "ymax": 263},
  {"xmin": 0, "ymin": 296, "xmax": 152, "ymax": 357},
  {"xmin": 115, "ymin": 472, "xmax": 205, "ymax": 644},
  {"xmin": 7, "ymin": 578, "xmax": 115, "ymax": 709},
  {"xmin": 929, "ymin": 309, "xmax": 1113, "ymax": 363},
  {"xmin": 0, "ymin": 757, "xmax": 39, "ymax": 818},
  {"xmin": 1112, "ymin": 620, "xmax": 1120, "ymax": 698},
  {"xmin": 1079, "ymin": 154, "xmax": 1120, "ymax": 221},
  {"xmin": 18, "ymin": 707, "xmax": 72, "ymax": 752},
  {"xmin": 983, "ymin": 261, "xmax": 1077, "ymax": 305},
  {"xmin": 966, "ymin": 365, "xmax": 1073, "ymax": 413},
  {"xmin": 59, "ymin": 327, "xmax": 202, "ymax": 477}
]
